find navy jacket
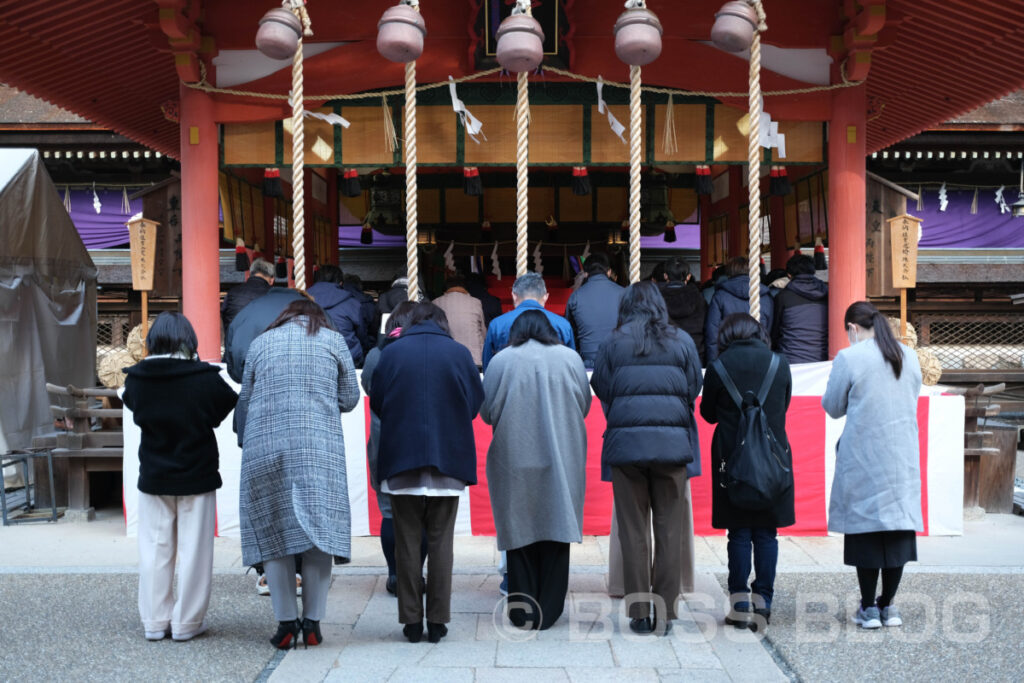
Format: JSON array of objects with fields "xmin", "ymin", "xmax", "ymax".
[
  {"xmin": 308, "ymin": 282, "xmax": 365, "ymax": 366},
  {"xmin": 123, "ymin": 358, "xmax": 237, "ymax": 496},
  {"xmin": 658, "ymin": 280, "xmax": 707, "ymax": 364},
  {"xmin": 564, "ymin": 273, "xmax": 625, "ymax": 367},
  {"xmin": 225, "ymin": 287, "xmax": 305, "ymax": 383},
  {"xmin": 590, "ymin": 323, "xmax": 703, "ymax": 481},
  {"xmin": 771, "ymin": 274, "xmax": 828, "ymax": 364},
  {"xmin": 481, "ymin": 299, "xmax": 575, "ymax": 371},
  {"xmin": 704, "ymin": 276, "xmax": 774, "ymax": 362},
  {"xmin": 221, "ymin": 276, "xmax": 270, "ymax": 333},
  {"xmin": 344, "ymin": 283, "xmax": 377, "ymax": 355},
  {"xmin": 370, "ymin": 321, "xmax": 484, "ymax": 485}
]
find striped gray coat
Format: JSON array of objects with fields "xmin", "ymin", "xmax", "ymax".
[{"xmin": 237, "ymin": 319, "xmax": 360, "ymax": 566}]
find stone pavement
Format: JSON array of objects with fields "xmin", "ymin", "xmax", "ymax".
[{"xmin": 2, "ymin": 510, "xmax": 1023, "ymax": 682}]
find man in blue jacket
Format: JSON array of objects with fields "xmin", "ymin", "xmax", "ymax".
[
  {"xmin": 307, "ymin": 265, "xmax": 365, "ymax": 367},
  {"xmin": 481, "ymin": 272, "xmax": 575, "ymax": 371},
  {"xmin": 771, "ymin": 254, "xmax": 828, "ymax": 363},
  {"xmin": 704, "ymin": 257, "xmax": 773, "ymax": 362},
  {"xmin": 564, "ymin": 252, "xmax": 624, "ymax": 368}
]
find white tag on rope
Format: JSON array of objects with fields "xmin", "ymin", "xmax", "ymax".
[
  {"xmin": 596, "ymin": 77, "xmax": 627, "ymax": 144},
  {"xmin": 581, "ymin": 240, "xmax": 591, "ymax": 262},
  {"xmin": 491, "ymin": 242, "xmax": 502, "ymax": 281},
  {"xmin": 287, "ymin": 93, "xmax": 351, "ymax": 129},
  {"xmin": 92, "ymin": 183, "xmax": 102, "ymax": 214},
  {"xmin": 449, "ymin": 76, "xmax": 486, "ymax": 144},
  {"xmin": 995, "ymin": 185, "xmax": 1009, "ymax": 214},
  {"xmin": 533, "ymin": 240, "xmax": 544, "ymax": 274},
  {"xmin": 444, "ymin": 241, "xmax": 455, "ymax": 271}
]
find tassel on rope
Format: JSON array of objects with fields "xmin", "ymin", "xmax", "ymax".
[
  {"xmin": 263, "ymin": 168, "xmax": 284, "ymax": 198},
  {"xmin": 662, "ymin": 93, "xmax": 678, "ymax": 156},
  {"xmin": 814, "ymin": 235, "xmax": 827, "ymax": 270},
  {"xmin": 695, "ymin": 165, "xmax": 713, "ymax": 195},
  {"xmin": 463, "ymin": 167, "xmax": 483, "ymax": 196},
  {"xmin": 341, "ymin": 169, "xmax": 362, "ymax": 197},
  {"xmin": 235, "ymin": 237, "xmax": 250, "ymax": 271},
  {"xmin": 970, "ymin": 188, "xmax": 979, "ymax": 215},
  {"xmin": 916, "ymin": 185, "xmax": 923, "ymax": 211},
  {"xmin": 63, "ymin": 185, "xmax": 72, "ymax": 213},
  {"xmin": 360, "ymin": 220, "xmax": 374, "ymax": 245},
  {"xmin": 663, "ymin": 220, "xmax": 677, "ymax": 243},
  {"xmin": 121, "ymin": 186, "xmax": 131, "ymax": 214},
  {"xmin": 276, "ymin": 255, "xmax": 287, "ymax": 279},
  {"xmin": 382, "ymin": 95, "xmax": 398, "ymax": 153},
  {"xmin": 571, "ymin": 167, "xmax": 591, "ymax": 196}
]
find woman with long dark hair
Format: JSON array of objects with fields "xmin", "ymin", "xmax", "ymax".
[
  {"xmin": 591, "ymin": 281, "xmax": 702, "ymax": 635},
  {"xmin": 123, "ymin": 312, "xmax": 237, "ymax": 642},
  {"xmin": 238, "ymin": 299, "xmax": 361, "ymax": 649},
  {"xmin": 700, "ymin": 313, "xmax": 793, "ymax": 631},
  {"xmin": 481, "ymin": 310, "xmax": 591, "ymax": 630},
  {"xmin": 822, "ymin": 301, "xmax": 923, "ymax": 630}
]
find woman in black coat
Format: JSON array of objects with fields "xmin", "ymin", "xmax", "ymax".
[
  {"xmin": 700, "ymin": 313, "xmax": 794, "ymax": 631},
  {"xmin": 590, "ymin": 282, "xmax": 702, "ymax": 636}
]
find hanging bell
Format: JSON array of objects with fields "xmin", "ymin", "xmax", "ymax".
[
  {"xmin": 376, "ymin": 3, "xmax": 427, "ymax": 63},
  {"xmin": 710, "ymin": 1, "xmax": 758, "ymax": 53},
  {"xmin": 613, "ymin": 5, "xmax": 663, "ymax": 66},
  {"xmin": 495, "ymin": 13, "xmax": 545, "ymax": 73},
  {"xmin": 256, "ymin": 7, "xmax": 303, "ymax": 60}
]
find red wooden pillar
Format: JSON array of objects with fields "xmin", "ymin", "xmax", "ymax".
[
  {"xmin": 827, "ymin": 84, "xmax": 867, "ymax": 358},
  {"xmin": 179, "ymin": 84, "xmax": 221, "ymax": 361}
]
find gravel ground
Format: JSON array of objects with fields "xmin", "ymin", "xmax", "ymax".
[
  {"xmin": 720, "ymin": 572, "xmax": 1024, "ymax": 683},
  {"xmin": 0, "ymin": 574, "xmax": 277, "ymax": 683}
]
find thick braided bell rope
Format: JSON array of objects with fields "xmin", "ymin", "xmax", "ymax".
[
  {"xmin": 628, "ymin": 65, "xmax": 642, "ymax": 284},
  {"xmin": 747, "ymin": 0, "xmax": 767, "ymax": 320},
  {"xmin": 291, "ymin": 35, "xmax": 306, "ymax": 290},
  {"xmin": 515, "ymin": 70, "xmax": 529, "ymax": 276},
  {"xmin": 405, "ymin": 59, "xmax": 419, "ymax": 301}
]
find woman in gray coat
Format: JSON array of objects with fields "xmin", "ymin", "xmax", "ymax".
[
  {"xmin": 481, "ymin": 310, "xmax": 592, "ymax": 630},
  {"xmin": 822, "ymin": 301, "xmax": 922, "ymax": 631},
  {"xmin": 238, "ymin": 299, "xmax": 360, "ymax": 649}
]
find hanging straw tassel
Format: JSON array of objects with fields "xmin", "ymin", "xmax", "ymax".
[
  {"xmin": 63, "ymin": 186, "xmax": 72, "ymax": 214},
  {"xmin": 382, "ymin": 95, "xmax": 398, "ymax": 153},
  {"xmin": 662, "ymin": 93, "xmax": 678, "ymax": 156},
  {"xmin": 970, "ymin": 187, "xmax": 979, "ymax": 215},
  {"xmin": 121, "ymin": 186, "xmax": 131, "ymax": 214},
  {"xmin": 916, "ymin": 185, "xmax": 923, "ymax": 211}
]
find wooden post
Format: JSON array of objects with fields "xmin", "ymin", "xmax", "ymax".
[{"xmin": 888, "ymin": 214, "xmax": 921, "ymax": 343}]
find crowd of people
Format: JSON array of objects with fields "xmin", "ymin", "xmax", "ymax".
[{"xmin": 122, "ymin": 253, "xmax": 923, "ymax": 648}]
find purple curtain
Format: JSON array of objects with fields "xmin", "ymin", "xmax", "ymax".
[
  {"xmin": 909, "ymin": 188, "xmax": 1024, "ymax": 248},
  {"xmin": 338, "ymin": 225, "xmax": 406, "ymax": 247},
  {"xmin": 67, "ymin": 188, "xmax": 144, "ymax": 249}
]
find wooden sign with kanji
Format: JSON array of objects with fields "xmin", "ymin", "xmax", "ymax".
[{"xmin": 888, "ymin": 214, "xmax": 921, "ymax": 289}]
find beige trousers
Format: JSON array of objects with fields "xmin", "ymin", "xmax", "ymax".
[
  {"xmin": 607, "ymin": 478, "xmax": 695, "ymax": 596},
  {"xmin": 137, "ymin": 491, "xmax": 216, "ymax": 636}
]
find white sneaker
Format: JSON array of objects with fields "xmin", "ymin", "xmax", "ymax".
[
  {"xmin": 172, "ymin": 618, "xmax": 209, "ymax": 641},
  {"xmin": 296, "ymin": 574, "xmax": 303, "ymax": 597},
  {"xmin": 880, "ymin": 605, "xmax": 903, "ymax": 627},
  {"xmin": 145, "ymin": 627, "xmax": 170, "ymax": 641},
  {"xmin": 256, "ymin": 574, "xmax": 270, "ymax": 596},
  {"xmin": 852, "ymin": 605, "xmax": 882, "ymax": 629}
]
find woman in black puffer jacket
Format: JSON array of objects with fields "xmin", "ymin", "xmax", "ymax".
[{"xmin": 591, "ymin": 281, "xmax": 702, "ymax": 636}]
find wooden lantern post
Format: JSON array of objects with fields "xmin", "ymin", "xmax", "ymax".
[
  {"xmin": 127, "ymin": 216, "xmax": 159, "ymax": 351},
  {"xmin": 887, "ymin": 214, "xmax": 921, "ymax": 341}
]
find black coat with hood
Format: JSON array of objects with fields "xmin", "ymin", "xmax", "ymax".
[
  {"xmin": 123, "ymin": 358, "xmax": 237, "ymax": 496},
  {"xmin": 658, "ymin": 280, "xmax": 707, "ymax": 364},
  {"xmin": 704, "ymin": 275, "xmax": 774, "ymax": 362},
  {"xmin": 771, "ymin": 274, "xmax": 828, "ymax": 364},
  {"xmin": 308, "ymin": 281, "xmax": 365, "ymax": 366}
]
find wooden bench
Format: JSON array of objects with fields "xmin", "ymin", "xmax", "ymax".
[{"xmin": 31, "ymin": 383, "xmax": 123, "ymax": 521}]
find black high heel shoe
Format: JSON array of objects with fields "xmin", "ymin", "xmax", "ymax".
[
  {"xmin": 270, "ymin": 619, "xmax": 302, "ymax": 649},
  {"xmin": 301, "ymin": 618, "xmax": 322, "ymax": 648}
]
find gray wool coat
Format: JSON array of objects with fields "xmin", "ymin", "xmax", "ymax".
[
  {"xmin": 822, "ymin": 339, "xmax": 923, "ymax": 535},
  {"xmin": 237, "ymin": 320, "xmax": 360, "ymax": 566},
  {"xmin": 480, "ymin": 340, "xmax": 592, "ymax": 551}
]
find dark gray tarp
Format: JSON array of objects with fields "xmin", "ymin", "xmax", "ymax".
[{"xmin": 0, "ymin": 149, "xmax": 96, "ymax": 460}]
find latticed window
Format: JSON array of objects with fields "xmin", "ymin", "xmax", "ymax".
[{"xmin": 917, "ymin": 314, "xmax": 1024, "ymax": 370}]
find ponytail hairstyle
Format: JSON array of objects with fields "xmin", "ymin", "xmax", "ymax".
[{"xmin": 844, "ymin": 301, "xmax": 903, "ymax": 379}]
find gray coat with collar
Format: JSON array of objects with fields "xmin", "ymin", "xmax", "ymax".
[{"xmin": 822, "ymin": 339, "xmax": 923, "ymax": 535}]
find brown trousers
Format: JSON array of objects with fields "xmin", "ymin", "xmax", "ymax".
[
  {"xmin": 390, "ymin": 495, "xmax": 459, "ymax": 624},
  {"xmin": 607, "ymin": 478, "xmax": 696, "ymax": 596},
  {"xmin": 611, "ymin": 464, "xmax": 688, "ymax": 620}
]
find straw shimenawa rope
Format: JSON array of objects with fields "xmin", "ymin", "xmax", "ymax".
[
  {"xmin": 289, "ymin": 0, "xmax": 313, "ymax": 291},
  {"xmin": 515, "ymin": 70, "xmax": 529, "ymax": 277},
  {"xmin": 628, "ymin": 64, "xmax": 642, "ymax": 285},
  {"xmin": 405, "ymin": 57, "xmax": 419, "ymax": 301},
  {"xmin": 747, "ymin": 0, "xmax": 767, "ymax": 320}
]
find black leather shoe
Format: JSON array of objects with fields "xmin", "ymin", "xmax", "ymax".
[
  {"xmin": 403, "ymin": 622, "xmax": 424, "ymax": 643},
  {"xmin": 426, "ymin": 622, "xmax": 448, "ymax": 643},
  {"xmin": 270, "ymin": 619, "xmax": 301, "ymax": 649},
  {"xmin": 301, "ymin": 618, "xmax": 322, "ymax": 648},
  {"xmin": 750, "ymin": 608, "xmax": 771, "ymax": 632},
  {"xmin": 629, "ymin": 617, "xmax": 654, "ymax": 634},
  {"xmin": 386, "ymin": 575, "xmax": 398, "ymax": 595}
]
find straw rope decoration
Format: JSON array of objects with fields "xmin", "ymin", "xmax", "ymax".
[
  {"xmin": 405, "ymin": 54, "xmax": 420, "ymax": 300},
  {"xmin": 628, "ymin": 64, "xmax": 642, "ymax": 284},
  {"xmin": 746, "ymin": 0, "xmax": 767, "ymax": 320},
  {"xmin": 288, "ymin": 0, "xmax": 313, "ymax": 291},
  {"xmin": 515, "ymin": 68, "xmax": 530, "ymax": 277}
]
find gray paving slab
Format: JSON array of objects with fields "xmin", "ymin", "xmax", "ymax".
[
  {"xmin": 609, "ymin": 636, "xmax": 680, "ymax": 668},
  {"xmin": 323, "ymin": 664, "xmax": 395, "ymax": 683},
  {"xmin": 389, "ymin": 666, "xmax": 475, "ymax": 682},
  {"xmin": 418, "ymin": 639, "xmax": 497, "ymax": 667},
  {"xmin": 564, "ymin": 667, "xmax": 660, "ymax": 683},
  {"xmin": 474, "ymin": 668, "xmax": 570, "ymax": 683},
  {"xmin": 657, "ymin": 668, "xmax": 732, "ymax": 682},
  {"xmin": 494, "ymin": 639, "xmax": 614, "ymax": 668}
]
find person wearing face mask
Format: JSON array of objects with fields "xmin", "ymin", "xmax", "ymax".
[{"xmin": 822, "ymin": 301, "xmax": 923, "ymax": 631}]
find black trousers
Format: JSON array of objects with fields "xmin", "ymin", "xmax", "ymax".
[
  {"xmin": 506, "ymin": 541, "xmax": 570, "ymax": 630},
  {"xmin": 390, "ymin": 495, "xmax": 458, "ymax": 625}
]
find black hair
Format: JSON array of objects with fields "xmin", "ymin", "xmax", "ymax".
[
  {"xmin": 445, "ymin": 270, "xmax": 467, "ymax": 290},
  {"xmin": 647, "ymin": 261, "xmax": 666, "ymax": 283},
  {"xmin": 314, "ymin": 264, "xmax": 343, "ymax": 285},
  {"xmin": 717, "ymin": 312, "xmax": 769, "ymax": 354},
  {"xmin": 145, "ymin": 312, "xmax": 198, "ymax": 358},
  {"xmin": 508, "ymin": 309, "xmax": 561, "ymax": 347},
  {"xmin": 786, "ymin": 254, "xmax": 816, "ymax": 277},
  {"xmin": 763, "ymin": 268, "xmax": 788, "ymax": 285},
  {"xmin": 343, "ymin": 273, "xmax": 363, "ymax": 291},
  {"xmin": 404, "ymin": 302, "xmax": 451, "ymax": 336},
  {"xmin": 664, "ymin": 256, "xmax": 689, "ymax": 282},
  {"xmin": 266, "ymin": 299, "xmax": 332, "ymax": 337},
  {"xmin": 584, "ymin": 252, "xmax": 611, "ymax": 276},
  {"xmin": 616, "ymin": 281, "xmax": 676, "ymax": 356},
  {"xmin": 845, "ymin": 301, "xmax": 904, "ymax": 379},
  {"xmin": 724, "ymin": 256, "xmax": 748, "ymax": 278}
]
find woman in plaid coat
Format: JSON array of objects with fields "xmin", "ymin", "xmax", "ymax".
[{"xmin": 237, "ymin": 299, "xmax": 360, "ymax": 649}]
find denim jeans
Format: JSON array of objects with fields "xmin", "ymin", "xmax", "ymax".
[{"xmin": 726, "ymin": 527, "xmax": 778, "ymax": 609}]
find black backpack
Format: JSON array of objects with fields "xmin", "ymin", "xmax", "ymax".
[{"xmin": 711, "ymin": 354, "xmax": 793, "ymax": 510}]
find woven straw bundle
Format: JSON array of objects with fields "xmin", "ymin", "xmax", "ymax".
[{"xmin": 98, "ymin": 349, "xmax": 136, "ymax": 388}]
